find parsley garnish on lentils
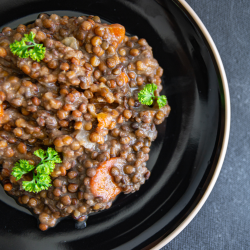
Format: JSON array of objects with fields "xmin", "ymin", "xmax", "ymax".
[
  {"xmin": 11, "ymin": 148, "xmax": 62, "ymax": 193},
  {"xmin": 138, "ymin": 83, "xmax": 167, "ymax": 108},
  {"xmin": 9, "ymin": 32, "xmax": 46, "ymax": 62}
]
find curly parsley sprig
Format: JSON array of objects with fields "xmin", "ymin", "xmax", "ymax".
[
  {"xmin": 138, "ymin": 83, "xmax": 167, "ymax": 108},
  {"xmin": 9, "ymin": 32, "xmax": 46, "ymax": 62},
  {"xmin": 11, "ymin": 148, "xmax": 62, "ymax": 193}
]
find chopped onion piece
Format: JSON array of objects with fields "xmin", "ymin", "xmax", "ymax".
[
  {"xmin": 76, "ymin": 129, "xmax": 95, "ymax": 150},
  {"xmin": 61, "ymin": 37, "xmax": 79, "ymax": 50}
]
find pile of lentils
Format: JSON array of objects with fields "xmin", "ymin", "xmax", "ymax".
[{"xmin": 0, "ymin": 14, "xmax": 170, "ymax": 230}]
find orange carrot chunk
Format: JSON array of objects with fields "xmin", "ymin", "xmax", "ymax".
[
  {"xmin": 97, "ymin": 112, "xmax": 112, "ymax": 128},
  {"xmin": 108, "ymin": 24, "xmax": 125, "ymax": 45},
  {"xmin": 120, "ymin": 72, "xmax": 129, "ymax": 84},
  {"xmin": 0, "ymin": 104, "xmax": 4, "ymax": 117},
  {"xmin": 90, "ymin": 157, "xmax": 125, "ymax": 202}
]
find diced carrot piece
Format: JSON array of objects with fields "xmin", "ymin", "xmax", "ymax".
[
  {"xmin": 120, "ymin": 72, "xmax": 129, "ymax": 84},
  {"xmin": 108, "ymin": 24, "xmax": 125, "ymax": 45},
  {"xmin": 90, "ymin": 158, "xmax": 125, "ymax": 202},
  {"xmin": 0, "ymin": 105, "xmax": 4, "ymax": 117},
  {"xmin": 97, "ymin": 112, "xmax": 112, "ymax": 128},
  {"xmin": 116, "ymin": 72, "xmax": 129, "ymax": 85}
]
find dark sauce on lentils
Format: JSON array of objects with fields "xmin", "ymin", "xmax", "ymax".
[{"xmin": 0, "ymin": 13, "xmax": 170, "ymax": 231}]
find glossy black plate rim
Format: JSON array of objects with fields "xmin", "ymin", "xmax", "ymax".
[
  {"xmin": 152, "ymin": 0, "xmax": 231, "ymax": 248},
  {"xmin": 0, "ymin": 0, "xmax": 231, "ymax": 249}
]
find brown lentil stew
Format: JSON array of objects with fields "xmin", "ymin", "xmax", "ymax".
[{"xmin": 0, "ymin": 14, "xmax": 170, "ymax": 230}]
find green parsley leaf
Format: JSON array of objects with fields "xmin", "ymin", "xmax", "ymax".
[
  {"xmin": 46, "ymin": 147, "xmax": 62, "ymax": 164},
  {"xmin": 37, "ymin": 173, "xmax": 52, "ymax": 188},
  {"xmin": 9, "ymin": 31, "xmax": 46, "ymax": 62},
  {"xmin": 22, "ymin": 172, "xmax": 52, "ymax": 193},
  {"xmin": 157, "ymin": 95, "xmax": 167, "ymax": 109},
  {"xmin": 25, "ymin": 32, "xmax": 36, "ymax": 41},
  {"xmin": 137, "ymin": 83, "xmax": 167, "ymax": 108},
  {"xmin": 138, "ymin": 83, "xmax": 157, "ymax": 106},
  {"xmin": 22, "ymin": 179, "xmax": 40, "ymax": 193},
  {"xmin": 22, "ymin": 174, "xmax": 52, "ymax": 193},
  {"xmin": 29, "ymin": 44, "xmax": 46, "ymax": 62},
  {"xmin": 36, "ymin": 163, "xmax": 50, "ymax": 176},
  {"xmin": 33, "ymin": 149, "xmax": 46, "ymax": 160},
  {"xmin": 11, "ymin": 148, "xmax": 61, "ymax": 193},
  {"xmin": 35, "ymin": 147, "xmax": 62, "ymax": 175},
  {"xmin": 11, "ymin": 160, "xmax": 35, "ymax": 180}
]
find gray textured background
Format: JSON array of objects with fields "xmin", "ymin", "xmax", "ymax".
[{"xmin": 162, "ymin": 0, "xmax": 248, "ymax": 249}]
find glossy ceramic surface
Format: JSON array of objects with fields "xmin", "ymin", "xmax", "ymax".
[{"xmin": 0, "ymin": 0, "xmax": 228, "ymax": 249}]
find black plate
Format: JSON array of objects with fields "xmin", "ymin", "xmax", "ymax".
[{"xmin": 0, "ymin": 0, "xmax": 227, "ymax": 249}]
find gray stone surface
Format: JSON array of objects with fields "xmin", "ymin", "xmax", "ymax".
[{"xmin": 162, "ymin": 0, "xmax": 248, "ymax": 249}]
